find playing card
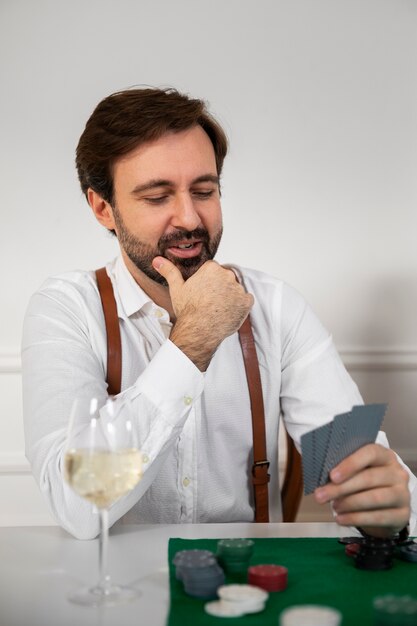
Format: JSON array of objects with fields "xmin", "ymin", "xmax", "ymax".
[
  {"xmin": 319, "ymin": 410, "xmax": 351, "ymax": 486},
  {"xmin": 319, "ymin": 403, "xmax": 387, "ymax": 485},
  {"xmin": 300, "ymin": 429, "xmax": 316, "ymax": 495},
  {"xmin": 333, "ymin": 403, "xmax": 387, "ymax": 466},
  {"xmin": 301, "ymin": 420, "xmax": 332, "ymax": 495},
  {"xmin": 300, "ymin": 403, "xmax": 387, "ymax": 494}
]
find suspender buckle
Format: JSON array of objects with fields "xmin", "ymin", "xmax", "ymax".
[
  {"xmin": 252, "ymin": 459, "xmax": 270, "ymax": 471},
  {"xmin": 252, "ymin": 460, "xmax": 270, "ymax": 485}
]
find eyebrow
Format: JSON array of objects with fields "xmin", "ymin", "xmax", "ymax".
[{"xmin": 131, "ymin": 174, "xmax": 220, "ymax": 196}]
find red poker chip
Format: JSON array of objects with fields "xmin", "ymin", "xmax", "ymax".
[
  {"xmin": 345, "ymin": 542, "xmax": 361, "ymax": 558},
  {"xmin": 248, "ymin": 564, "xmax": 288, "ymax": 592}
]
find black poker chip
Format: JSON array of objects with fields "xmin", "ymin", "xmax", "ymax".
[{"xmin": 338, "ymin": 536, "xmax": 364, "ymax": 546}]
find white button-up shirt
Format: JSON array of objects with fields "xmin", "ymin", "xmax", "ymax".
[{"xmin": 22, "ymin": 256, "xmax": 417, "ymax": 538}]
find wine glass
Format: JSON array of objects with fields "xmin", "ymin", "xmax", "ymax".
[{"xmin": 64, "ymin": 396, "xmax": 142, "ymax": 606}]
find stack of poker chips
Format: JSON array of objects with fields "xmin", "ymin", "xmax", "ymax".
[
  {"xmin": 248, "ymin": 564, "xmax": 288, "ymax": 591},
  {"xmin": 355, "ymin": 536, "xmax": 395, "ymax": 571},
  {"xmin": 373, "ymin": 595, "xmax": 417, "ymax": 625},
  {"xmin": 216, "ymin": 538, "xmax": 254, "ymax": 573},
  {"xmin": 205, "ymin": 584, "xmax": 268, "ymax": 617},
  {"xmin": 279, "ymin": 605, "xmax": 342, "ymax": 626},
  {"xmin": 173, "ymin": 549, "xmax": 225, "ymax": 599}
]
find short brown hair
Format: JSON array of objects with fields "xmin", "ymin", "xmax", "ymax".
[{"xmin": 76, "ymin": 87, "xmax": 228, "ymax": 205}]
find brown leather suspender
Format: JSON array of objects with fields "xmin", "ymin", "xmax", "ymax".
[
  {"xmin": 95, "ymin": 268, "xmax": 270, "ymax": 522},
  {"xmin": 95, "ymin": 268, "xmax": 122, "ymax": 396},
  {"xmin": 238, "ymin": 317, "xmax": 270, "ymax": 522}
]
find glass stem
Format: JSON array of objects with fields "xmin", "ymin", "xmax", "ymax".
[{"xmin": 98, "ymin": 508, "xmax": 111, "ymax": 593}]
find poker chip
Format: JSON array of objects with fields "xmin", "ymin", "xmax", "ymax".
[
  {"xmin": 216, "ymin": 538, "xmax": 254, "ymax": 574},
  {"xmin": 279, "ymin": 604, "xmax": 342, "ymax": 626},
  {"xmin": 217, "ymin": 539, "xmax": 254, "ymax": 557},
  {"xmin": 182, "ymin": 565, "xmax": 225, "ymax": 599},
  {"xmin": 355, "ymin": 537, "xmax": 395, "ymax": 571},
  {"xmin": 396, "ymin": 543, "xmax": 417, "ymax": 563},
  {"xmin": 338, "ymin": 536, "xmax": 364, "ymax": 546},
  {"xmin": 173, "ymin": 549, "xmax": 217, "ymax": 581},
  {"xmin": 345, "ymin": 542, "xmax": 361, "ymax": 558},
  {"xmin": 218, "ymin": 584, "xmax": 268, "ymax": 603},
  {"xmin": 173, "ymin": 549, "xmax": 214, "ymax": 566},
  {"xmin": 173, "ymin": 549, "xmax": 225, "ymax": 599},
  {"xmin": 248, "ymin": 564, "xmax": 288, "ymax": 592},
  {"xmin": 204, "ymin": 600, "xmax": 245, "ymax": 618},
  {"xmin": 373, "ymin": 595, "xmax": 417, "ymax": 624},
  {"xmin": 205, "ymin": 584, "xmax": 268, "ymax": 617}
]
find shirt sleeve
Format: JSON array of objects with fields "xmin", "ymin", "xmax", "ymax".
[
  {"xmin": 279, "ymin": 281, "xmax": 363, "ymax": 441},
  {"xmin": 21, "ymin": 278, "xmax": 204, "ymax": 539},
  {"xmin": 278, "ymin": 282, "xmax": 417, "ymax": 532}
]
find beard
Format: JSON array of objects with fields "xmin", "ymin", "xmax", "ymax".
[{"xmin": 112, "ymin": 207, "xmax": 223, "ymax": 286}]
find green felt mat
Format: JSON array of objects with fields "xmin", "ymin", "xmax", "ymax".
[{"xmin": 167, "ymin": 537, "xmax": 417, "ymax": 626}]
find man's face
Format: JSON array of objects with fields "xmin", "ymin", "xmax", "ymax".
[{"xmin": 110, "ymin": 126, "xmax": 223, "ymax": 285}]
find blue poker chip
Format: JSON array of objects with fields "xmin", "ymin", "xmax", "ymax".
[
  {"xmin": 183, "ymin": 575, "xmax": 225, "ymax": 599},
  {"xmin": 173, "ymin": 549, "xmax": 215, "ymax": 566},
  {"xmin": 174, "ymin": 551, "xmax": 218, "ymax": 580},
  {"xmin": 396, "ymin": 543, "xmax": 417, "ymax": 563},
  {"xmin": 177, "ymin": 561, "xmax": 222, "ymax": 580},
  {"xmin": 184, "ymin": 569, "xmax": 224, "ymax": 579}
]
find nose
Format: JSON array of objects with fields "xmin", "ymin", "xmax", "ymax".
[{"xmin": 171, "ymin": 193, "xmax": 202, "ymax": 231}]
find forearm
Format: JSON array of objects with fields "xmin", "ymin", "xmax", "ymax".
[
  {"xmin": 170, "ymin": 312, "xmax": 219, "ymax": 371},
  {"xmin": 29, "ymin": 396, "xmax": 190, "ymax": 539},
  {"xmin": 23, "ymin": 332, "xmax": 204, "ymax": 539}
]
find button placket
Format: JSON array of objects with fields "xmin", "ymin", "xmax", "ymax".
[{"xmin": 178, "ymin": 407, "xmax": 195, "ymax": 522}]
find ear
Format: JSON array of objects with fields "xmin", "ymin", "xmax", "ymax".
[{"xmin": 87, "ymin": 188, "xmax": 116, "ymax": 231}]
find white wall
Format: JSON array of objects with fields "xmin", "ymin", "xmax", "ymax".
[{"xmin": 1, "ymin": 0, "xmax": 416, "ymax": 524}]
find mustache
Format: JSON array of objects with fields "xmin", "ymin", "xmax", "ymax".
[{"xmin": 158, "ymin": 228, "xmax": 209, "ymax": 249}]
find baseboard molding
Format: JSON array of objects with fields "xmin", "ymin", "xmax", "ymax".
[
  {"xmin": 3, "ymin": 347, "xmax": 417, "ymax": 374},
  {"xmin": 340, "ymin": 348, "xmax": 417, "ymax": 371},
  {"xmin": 0, "ymin": 351, "xmax": 21, "ymax": 374},
  {"xmin": 0, "ymin": 453, "xmax": 30, "ymax": 474}
]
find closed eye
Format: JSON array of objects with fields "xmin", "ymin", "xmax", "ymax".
[
  {"xmin": 192, "ymin": 189, "xmax": 216, "ymax": 199},
  {"xmin": 144, "ymin": 195, "xmax": 169, "ymax": 205}
]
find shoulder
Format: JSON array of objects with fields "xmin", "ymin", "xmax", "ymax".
[
  {"xmin": 32, "ymin": 269, "xmax": 99, "ymax": 308},
  {"xmin": 232, "ymin": 264, "xmax": 308, "ymax": 313},
  {"xmin": 24, "ymin": 264, "xmax": 112, "ymax": 331}
]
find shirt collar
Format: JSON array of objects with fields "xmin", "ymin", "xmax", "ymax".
[{"xmin": 109, "ymin": 255, "xmax": 155, "ymax": 318}]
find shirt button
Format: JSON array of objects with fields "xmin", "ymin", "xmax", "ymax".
[
  {"xmin": 183, "ymin": 477, "xmax": 190, "ymax": 487},
  {"xmin": 155, "ymin": 309, "xmax": 164, "ymax": 318},
  {"xmin": 183, "ymin": 396, "xmax": 193, "ymax": 406},
  {"xmin": 142, "ymin": 454, "xmax": 149, "ymax": 464}
]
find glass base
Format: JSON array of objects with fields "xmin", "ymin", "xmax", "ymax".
[{"xmin": 68, "ymin": 584, "xmax": 141, "ymax": 607}]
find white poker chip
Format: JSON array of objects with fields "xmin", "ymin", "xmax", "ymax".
[
  {"xmin": 279, "ymin": 605, "xmax": 342, "ymax": 626},
  {"xmin": 223, "ymin": 598, "xmax": 266, "ymax": 614},
  {"xmin": 204, "ymin": 600, "xmax": 245, "ymax": 618},
  {"xmin": 218, "ymin": 584, "xmax": 268, "ymax": 603}
]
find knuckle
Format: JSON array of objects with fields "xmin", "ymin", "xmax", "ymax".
[
  {"xmin": 397, "ymin": 466, "xmax": 409, "ymax": 484},
  {"xmin": 385, "ymin": 447, "xmax": 397, "ymax": 462}
]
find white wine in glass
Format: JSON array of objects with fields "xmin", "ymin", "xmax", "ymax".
[{"xmin": 64, "ymin": 397, "xmax": 142, "ymax": 606}]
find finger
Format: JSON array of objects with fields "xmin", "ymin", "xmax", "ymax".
[
  {"xmin": 333, "ymin": 506, "xmax": 410, "ymax": 530},
  {"xmin": 220, "ymin": 264, "xmax": 241, "ymax": 281},
  {"xmin": 315, "ymin": 464, "xmax": 406, "ymax": 503},
  {"xmin": 333, "ymin": 485, "xmax": 410, "ymax": 515},
  {"xmin": 329, "ymin": 444, "xmax": 395, "ymax": 484},
  {"xmin": 152, "ymin": 256, "xmax": 184, "ymax": 291}
]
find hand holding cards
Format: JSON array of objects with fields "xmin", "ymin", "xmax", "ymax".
[{"xmin": 301, "ymin": 403, "xmax": 387, "ymax": 495}]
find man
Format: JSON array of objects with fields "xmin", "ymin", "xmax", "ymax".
[{"xmin": 22, "ymin": 88, "xmax": 416, "ymax": 540}]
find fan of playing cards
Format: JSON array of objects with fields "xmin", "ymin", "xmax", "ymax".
[{"xmin": 301, "ymin": 403, "xmax": 387, "ymax": 495}]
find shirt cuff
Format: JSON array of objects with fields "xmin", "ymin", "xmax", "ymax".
[{"xmin": 131, "ymin": 339, "xmax": 205, "ymax": 425}]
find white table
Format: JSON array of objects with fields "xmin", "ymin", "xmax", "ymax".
[{"xmin": 0, "ymin": 523, "xmax": 344, "ymax": 626}]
